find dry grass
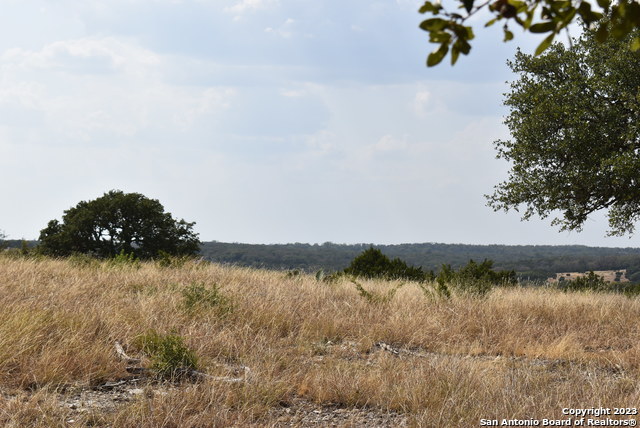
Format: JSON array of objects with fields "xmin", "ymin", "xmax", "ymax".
[{"xmin": 1, "ymin": 256, "xmax": 640, "ymax": 427}]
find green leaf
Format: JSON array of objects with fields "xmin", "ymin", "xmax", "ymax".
[
  {"xmin": 462, "ymin": 0, "xmax": 474, "ymax": 13},
  {"xmin": 451, "ymin": 45, "xmax": 460, "ymax": 65},
  {"xmin": 523, "ymin": 8, "xmax": 536, "ymax": 29},
  {"xmin": 627, "ymin": 2, "xmax": 640, "ymax": 25},
  {"xmin": 595, "ymin": 23, "xmax": 609, "ymax": 42},
  {"xmin": 611, "ymin": 21, "xmax": 631, "ymax": 39},
  {"xmin": 454, "ymin": 37, "xmax": 472, "ymax": 55},
  {"xmin": 577, "ymin": 2, "xmax": 603, "ymax": 24},
  {"xmin": 510, "ymin": 0, "xmax": 526, "ymax": 10},
  {"xmin": 631, "ymin": 37, "xmax": 640, "ymax": 51},
  {"xmin": 419, "ymin": 18, "xmax": 448, "ymax": 32},
  {"xmin": 465, "ymin": 26, "xmax": 475, "ymax": 39},
  {"xmin": 427, "ymin": 43, "xmax": 449, "ymax": 67},
  {"xmin": 419, "ymin": 1, "xmax": 442, "ymax": 14},
  {"xmin": 430, "ymin": 31, "xmax": 451, "ymax": 43},
  {"xmin": 504, "ymin": 29, "xmax": 514, "ymax": 41},
  {"xmin": 529, "ymin": 21, "xmax": 556, "ymax": 33},
  {"xmin": 485, "ymin": 17, "xmax": 499, "ymax": 27},
  {"xmin": 534, "ymin": 33, "xmax": 555, "ymax": 55}
]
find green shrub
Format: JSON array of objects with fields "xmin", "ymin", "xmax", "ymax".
[
  {"xmin": 344, "ymin": 247, "xmax": 430, "ymax": 282},
  {"xmin": 557, "ymin": 271, "xmax": 609, "ymax": 293},
  {"xmin": 621, "ymin": 283, "xmax": 640, "ymax": 297},
  {"xmin": 107, "ymin": 250, "xmax": 140, "ymax": 269},
  {"xmin": 155, "ymin": 250, "xmax": 193, "ymax": 268},
  {"xmin": 68, "ymin": 252, "xmax": 100, "ymax": 269},
  {"xmin": 435, "ymin": 259, "xmax": 516, "ymax": 296},
  {"xmin": 181, "ymin": 282, "xmax": 233, "ymax": 315},
  {"xmin": 285, "ymin": 269, "xmax": 302, "ymax": 278},
  {"xmin": 134, "ymin": 330, "xmax": 198, "ymax": 379},
  {"xmin": 0, "ymin": 240, "xmax": 43, "ymax": 260},
  {"xmin": 351, "ymin": 279, "xmax": 403, "ymax": 304},
  {"xmin": 416, "ymin": 281, "xmax": 450, "ymax": 299},
  {"xmin": 322, "ymin": 271, "xmax": 345, "ymax": 284}
]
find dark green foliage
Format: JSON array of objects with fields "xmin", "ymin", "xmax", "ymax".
[
  {"xmin": 488, "ymin": 28, "xmax": 640, "ymax": 236},
  {"xmin": 556, "ymin": 271, "xmax": 609, "ymax": 293},
  {"xmin": 418, "ymin": 0, "xmax": 640, "ymax": 66},
  {"xmin": 199, "ymin": 241, "xmax": 640, "ymax": 281},
  {"xmin": 285, "ymin": 269, "xmax": 302, "ymax": 278},
  {"xmin": 344, "ymin": 247, "xmax": 430, "ymax": 282},
  {"xmin": 456, "ymin": 259, "xmax": 517, "ymax": 286},
  {"xmin": 552, "ymin": 271, "xmax": 640, "ymax": 296},
  {"xmin": 134, "ymin": 330, "xmax": 199, "ymax": 379},
  {"xmin": 39, "ymin": 190, "xmax": 200, "ymax": 259},
  {"xmin": 181, "ymin": 282, "xmax": 233, "ymax": 315},
  {"xmin": 0, "ymin": 230, "xmax": 6, "ymax": 250},
  {"xmin": 621, "ymin": 283, "xmax": 640, "ymax": 297},
  {"xmin": 436, "ymin": 259, "xmax": 517, "ymax": 296}
]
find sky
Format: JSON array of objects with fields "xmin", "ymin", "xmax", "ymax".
[{"xmin": 0, "ymin": 0, "xmax": 637, "ymax": 247}]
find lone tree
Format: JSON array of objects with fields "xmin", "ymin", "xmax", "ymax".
[
  {"xmin": 39, "ymin": 190, "xmax": 200, "ymax": 259},
  {"xmin": 487, "ymin": 28, "xmax": 640, "ymax": 236}
]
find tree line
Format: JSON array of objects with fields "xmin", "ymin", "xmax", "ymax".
[{"xmin": 199, "ymin": 241, "xmax": 640, "ymax": 282}]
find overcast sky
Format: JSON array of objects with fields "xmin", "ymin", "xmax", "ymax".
[{"xmin": 0, "ymin": 0, "xmax": 636, "ymax": 247}]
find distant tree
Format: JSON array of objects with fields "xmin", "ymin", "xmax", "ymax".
[
  {"xmin": 0, "ymin": 230, "xmax": 7, "ymax": 250},
  {"xmin": 344, "ymin": 247, "xmax": 430, "ymax": 282},
  {"xmin": 487, "ymin": 28, "xmax": 640, "ymax": 236},
  {"xmin": 39, "ymin": 190, "xmax": 200, "ymax": 259}
]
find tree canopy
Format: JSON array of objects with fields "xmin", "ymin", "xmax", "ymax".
[
  {"xmin": 39, "ymin": 190, "xmax": 200, "ymax": 259},
  {"xmin": 487, "ymin": 28, "xmax": 640, "ymax": 236},
  {"xmin": 419, "ymin": 0, "xmax": 640, "ymax": 66}
]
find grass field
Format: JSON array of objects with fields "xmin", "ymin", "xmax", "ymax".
[{"xmin": 1, "ymin": 256, "xmax": 640, "ymax": 427}]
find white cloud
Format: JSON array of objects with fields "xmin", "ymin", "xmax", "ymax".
[
  {"xmin": 2, "ymin": 37, "xmax": 160, "ymax": 75},
  {"xmin": 0, "ymin": 37, "xmax": 236, "ymax": 142},
  {"xmin": 265, "ymin": 18, "xmax": 295, "ymax": 38},
  {"xmin": 371, "ymin": 134, "xmax": 407, "ymax": 153},
  {"xmin": 413, "ymin": 89, "xmax": 431, "ymax": 117},
  {"xmin": 225, "ymin": 0, "xmax": 279, "ymax": 14}
]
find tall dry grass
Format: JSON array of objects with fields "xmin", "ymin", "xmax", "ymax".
[{"xmin": 1, "ymin": 255, "xmax": 639, "ymax": 427}]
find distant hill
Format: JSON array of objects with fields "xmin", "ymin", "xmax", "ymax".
[
  {"xmin": 7, "ymin": 239, "xmax": 640, "ymax": 282},
  {"xmin": 199, "ymin": 241, "xmax": 640, "ymax": 282}
]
